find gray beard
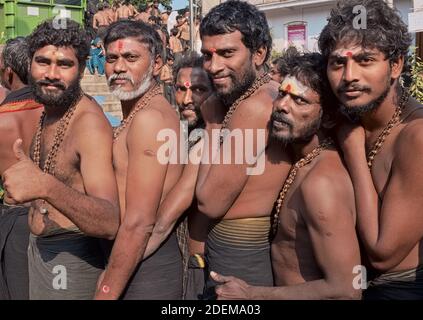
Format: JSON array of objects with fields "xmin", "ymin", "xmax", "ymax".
[{"xmin": 110, "ymin": 65, "xmax": 153, "ymax": 101}]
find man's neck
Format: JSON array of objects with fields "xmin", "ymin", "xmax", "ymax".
[
  {"xmin": 222, "ymin": 68, "xmax": 264, "ymax": 108},
  {"xmin": 290, "ymin": 131, "xmax": 327, "ymax": 161},
  {"xmin": 9, "ymin": 77, "xmax": 25, "ymax": 92},
  {"xmin": 360, "ymin": 84, "xmax": 401, "ymax": 132}
]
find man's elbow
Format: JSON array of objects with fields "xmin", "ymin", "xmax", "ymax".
[
  {"xmin": 121, "ymin": 214, "xmax": 155, "ymax": 238},
  {"xmin": 197, "ymin": 199, "xmax": 225, "ymax": 219},
  {"xmin": 326, "ymin": 280, "xmax": 362, "ymax": 300},
  {"xmin": 367, "ymin": 256, "xmax": 399, "ymax": 273},
  {"xmin": 366, "ymin": 248, "xmax": 403, "ymax": 272},
  {"xmin": 196, "ymin": 187, "xmax": 226, "ymax": 219},
  {"xmin": 103, "ymin": 205, "xmax": 121, "ymax": 240}
]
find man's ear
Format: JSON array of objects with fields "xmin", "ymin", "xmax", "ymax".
[
  {"xmin": 253, "ymin": 46, "xmax": 267, "ymax": 68},
  {"xmin": 6, "ymin": 67, "xmax": 13, "ymax": 87},
  {"xmin": 152, "ymin": 54, "xmax": 164, "ymax": 76},
  {"xmin": 390, "ymin": 55, "xmax": 404, "ymax": 80}
]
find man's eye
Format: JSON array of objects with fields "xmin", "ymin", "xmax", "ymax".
[
  {"xmin": 294, "ymin": 97, "xmax": 306, "ymax": 104},
  {"xmin": 359, "ymin": 58, "xmax": 372, "ymax": 65},
  {"xmin": 278, "ymin": 90, "xmax": 288, "ymax": 98},
  {"xmin": 194, "ymin": 88, "xmax": 204, "ymax": 93},
  {"xmin": 106, "ymin": 57, "xmax": 116, "ymax": 63},
  {"xmin": 331, "ymin": 59, "xmax": 344, "ymax": 67}
]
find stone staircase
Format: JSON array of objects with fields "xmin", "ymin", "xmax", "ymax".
[{"xmin": 81, "ymin": 70, "xmax": 122, "ymax": 122}]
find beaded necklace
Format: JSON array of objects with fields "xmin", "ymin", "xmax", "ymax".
[{"xmin": 271, "ymin": 138, "xmax": 334, "ymax": 236}]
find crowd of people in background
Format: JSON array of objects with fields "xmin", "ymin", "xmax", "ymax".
[{"xmin": 85, "ymin": 0, "xmax": 202, "ymax": 107}]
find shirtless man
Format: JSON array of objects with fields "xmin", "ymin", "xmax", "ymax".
[
  {"xmin": 134, "ymin": 3, "xmax": 151, "ymax": 23},
  {"xmin": 212, "ymin": 52, "xmax": 361, "ymax": 300},
  {"xmin": 1, "ymin": 20, "xmax": 120, "ymax": 300},
  {"xmin": 144, "ymin": 52, "xmax": 213, "ymax": 300},
  {"xmin": 0, "ymin": 37, "xmax": 43, "ymax": 300},
  {"xmin": 151, "ymin": 1, "xmax": 161, "ymax": 17},
  {"xmin": 92, "ymin": 3, "xmax": 110, "ymax": 33},
  {"xmin": 115, "ymin": 0, "xmax": 132, "ymax": 20},
  {"xmin": 95, "ymin": 20, "xmax": 183, "ymax": 300},
  {"xmin": 104, "ymin": 2, "xmax": 116, "ymax": 24},
  {"xmin": 161, "ymin": 5, "xmax": 172, "ymax": 27},
  {"xmin": 195, "ymin": 0, "xmax": 291, "ymax": 299},
  {"xmin": 320, "ymin": 0, "xmax": 423, "ymax": 299}
]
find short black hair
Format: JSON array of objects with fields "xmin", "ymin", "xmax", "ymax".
[
  {"xmin": 200, "ymin": 0, "xmax": 272, "ymax": 63},
  {"xmin": 27, "ymin": 19, "xmax": 90, "ymax": 72},
  {"xmin": 282, "ymin": 52, "xmax": 337, "ymax": 117},
  {"xmin": 104, "ymin": 20, "xmax": 163, "ymax": 60},
  {"xmin": 318, "ymin": 0, "xmax": 412, "ymax": 66},
  {"xmin": 171, "ymin": 28, "xmax": 179, "ymax": 36},
  {"xmin": 2, "ymin": 36, "xmax": 30, "ymax": 84},
  {"xmin": 172, "ymin": 52, "xmax": 204, "ymax": 83}
]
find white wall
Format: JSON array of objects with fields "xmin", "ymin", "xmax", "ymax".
[{"xmin": 264, "ymin": 0, "xmax": 413, "ymax": 53}]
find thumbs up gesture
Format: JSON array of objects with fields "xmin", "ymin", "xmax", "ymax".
[{"xmin": 2, "ymin": 138, "xmax": 46, "ymax": 204}]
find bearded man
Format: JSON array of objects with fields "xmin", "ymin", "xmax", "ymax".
[
  {"xmin": 320, "ymin": 0, "xmax": 423, "ymax": 300},
  {"xmin": 2, "ymin": 20, "xmax": 120, "ymax": 300},
  {"xmin": 195, "ymin": 0, "xmax": 291, "ymax": 299},
  {"xmin": 95, "ymin": 20, "xmax": 184, "ymax": 300}
]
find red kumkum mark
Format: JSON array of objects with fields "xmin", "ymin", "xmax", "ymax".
[
  {"xmin": 117, "ymin": 40, "xmax": 123, "ymax": 51},
  {"xmin": 102, "ymin": 285, "xmax": 110, "ymax": 294},
  {"xmin": 285, "ymin": 84, "xmax": 292, "ymax": 93},
  {"xmin": 210, "ymin": 48, "xmax": 216, "ymax": 53},
  {"xmin": 184, "ymin": 81, "xmax": 191, "ymax": 88},
  {"xmin": 346, "ymin": 51, "xmax": 353, "ymax": 58}
]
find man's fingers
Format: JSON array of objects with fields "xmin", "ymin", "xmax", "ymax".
[
  {"xmin": 210, "ymin": 271, "xmax": 231, "ymax": 283},
  {"xmin": 13, "ymin": 139, "xmax": 28, "ymax": 161}
]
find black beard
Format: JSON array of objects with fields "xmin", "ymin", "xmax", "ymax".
[
  {"xmin": 270, "ymin": 111, "xmax": 322, "ymax": 146},
  {"xmin": 30, "ymin": 74, "xmax": 82, "ymax": 110},
  {"xmin": 188, "ymin": 116, "xmax": 205, "ymax": 132},
  {"xmin": 216, "ymin": 67, "xmax": 256, "ymax": 107},
  {"xmin": 340, "ymin": 80, "xmax": 391, "ymax": 123}
]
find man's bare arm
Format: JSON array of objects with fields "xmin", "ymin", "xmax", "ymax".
[
  {"xmin": 3, "ymin": 111, "xmax": 120, "ymax": 239},
  {"xmin": 196, "ymin": 93, "xmax": 272, "ymax": 218},
  {"xmin": 144, "ymin": 139, "xmax": 203, "ymax": 258},
  {"xmin": 342, "ymin": 123, "xmax": 423, "ymax": 271},
  {"xmin": 92, "ymin": 15, "xmax": 99, "ymax": 29},
  {"xmin": 95, "ymin": 109, "xmax": 171, "ymax": 299}
]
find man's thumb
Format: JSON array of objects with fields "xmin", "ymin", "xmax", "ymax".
[
  {"xmin": 13, "ymin": 139, "xmax": 28, "ymax": 161},
  {"xmin": 210, "ymin": 271, "xmax": 228, "ymax": 283}
]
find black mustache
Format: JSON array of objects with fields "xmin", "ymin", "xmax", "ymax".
[
  {"xmin": 271, "ymin": 112, "xmax": 293, "ymax": 128},
  {"xmin": 37, "ymin": 80, "xmax": 66, "ymax": 90},
  {"xmin": 337, "ymin": 83, "xmax": 371, "ymax": 94},
  {"xmin": 180, "ymin": 104, "xmax": 196, "ymax": 111}
]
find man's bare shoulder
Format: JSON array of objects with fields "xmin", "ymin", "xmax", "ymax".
[
  {"xmin": 395, "ymin": 113, "xmax": 423, "ymax": 165},
  {"xmin": 300, "ymin": 150, "xmax": 354, "ymax": 214},
  {"xmin": 72, "ymin": 96, "xmax": 112, "ymax": 133},
  {"xmin": 0, "ymin": 114, "xmax": 19, "ymax": 149},
  {"xmin": 131, "ymin": 95, "xmax": 179, "ymax": 133},
  {"xmin": 0, "ymin": 113, "xmax": 19, "ymax": 131},
  {"xmin": 236, "ymin": 80, "xmax": 279, "ymax": 116}
]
